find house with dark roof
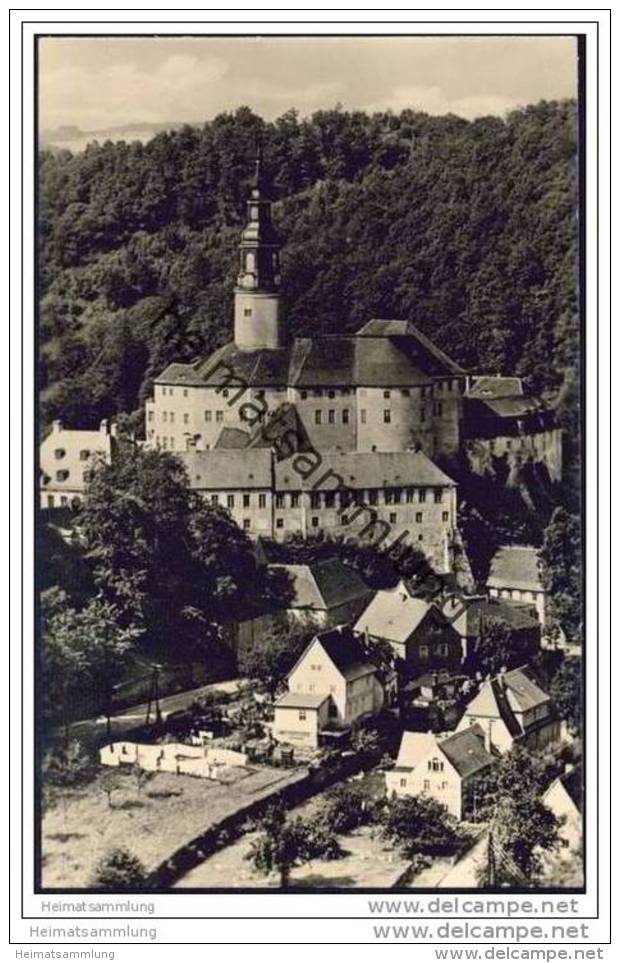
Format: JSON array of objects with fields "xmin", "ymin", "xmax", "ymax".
[
  {"xmin": 270, "ymin": 558, "xmax": 372, "ymax": 628},
  {"xmin": 456, "ymin": 665, "xmax": 561, "ymax": 754},
  {"xmin": 354, "ymin": 581, "xmax": 463, "ymax": 674},
  {"xmin": 441, "ymin": 594, "xmax": 541, "ymax": 661},
  {"xmin": 486, "ymin": 545, "xmax": 547, "ymax": 627},
  {"xmin": 385, "ymin": 725, "xmax": 497, "ymax": 820},
  {"xmin": 273, "ymin": 625, "xmax": 384, "ymax": 748}
]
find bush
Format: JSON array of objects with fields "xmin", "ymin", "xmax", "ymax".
[
  {"xmin": 91, "ymin": 848, "xmax": 149, "ymax": 890},
  {"xmin": 298, "ymin": 817, "xmax": 343, "ymax": 861},
  {"xmin": 42, "ymin": 741, "xmax": 96, "ymax": 788},
  {"xmin": 317, "ymin": 783, "xmax": 374, "ymax": 835}
]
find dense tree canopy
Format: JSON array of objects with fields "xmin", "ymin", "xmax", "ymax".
[{"xmin": 39, "ymin": 101, "xmax": 578, "ymax": 436}]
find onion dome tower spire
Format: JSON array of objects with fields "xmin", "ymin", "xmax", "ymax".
[{"xmin": 234, "ymin": 142, "xmax": 284, "ymax": 350}]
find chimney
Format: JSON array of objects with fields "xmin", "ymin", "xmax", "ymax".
[
  {"xmin": 110, "ymin": 422, "xmax": 118, "ymax": 438},
  {"xmin": 99, "ymin": 418, "xmax": 109, "ymax": 436},
  {"xmin": 564, "ymin": 762, "xmax": 574, "ymax": 775},
  {"xmin": 484, "ymin": 721, "xmax": 493, "ymax": 754},
  {"xmin": 52, "ymin": 419, "xmax": 62, "ymax": 434}
]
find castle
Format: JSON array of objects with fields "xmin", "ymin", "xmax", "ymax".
[{"xmin": 41, "ymin": 158, "xmax": 562, "ymax": 575}]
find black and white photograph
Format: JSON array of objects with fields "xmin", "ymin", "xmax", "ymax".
[{"xmin": 34, "ymin": 30, "xmax": 586, "ymax": 899}]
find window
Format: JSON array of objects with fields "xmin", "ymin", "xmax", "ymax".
[
  {"xmin": 298, "ymin": 710, "xmax": 306, "ymax": 721},
  {"xmin": 324, "ymin": 492, "xmax": 335, "ymax": 508},
  {"xmin": 79, "ymin": 449, "xmax": 90, "ymax": 461},
  {"xmin": 300, "ymin": 390, "xmax": 308, "ymax": 400},
  {"xmin": 210, "ymin": 495, "xmax": 219, "ymax": 505},
  {"xmin": 169, "ymin": 412, "xmax": 175, "ymax": 424},
  {"xmin": 423, "ymin": 779, "xmax": 430, "ymax": 790},
  {"xmin": 420, "ymin": 407, "xmax": 426, "ymax": 422},
  {"xmin": 434, "ymin": 402, "xmax": 443, "ymax": 416},
  {"xmin": 328, "ymin": 390, "xmax": 335, "ymax": 399},
  {"xmin": 255, "ymin": 390, "xmax": 265, "ymax": 400},
  {"xmin": 183, "ymin": 389, "xmax": 188, "ymax": 397},
  {"xmin": 384, "ymin": 410, "xmax": 391, "ymax": 424},
  {"xmin": 205, "ymin": 411, "xmax": 212, "ymax": 422},
  {"xmin": 394, "ymin": 488, "xmax": 402, "ymax": 504},
  {"xmin": 169, "ymin": 389, "xmax": 174, "ymax": 397},
  {"xmin": 406, "ymin": 487, "xmax": 414, "ymax": 503},
  {"xmin": 162, "ymin": 438, "xmax": 168, "ymax": 449},
  {"xmin": 506, "ymin": 439, "xmax": 512, "ymax": 450},
  {"xmin": 227, "ymin": 495, "xmax": 235, "ymax": 509},
  {"xmin": 82, "ymin": 470, "xmax": 92, "ymax": 483},
  {"xmin": 258, "ymin": 494, "xmax": 266, "ymax": 509},
  {"xmin": 60, "ymin": 496, "xmax": 68, "ymax": 507},
  {"xmin": 383, "ymin": 390, "xmax": 391, "ymax": 399},
  {"xmin": 184, "ymin": 414, "xmax": 189, "ymax": 425},
  {"xmin": 438, "ymin": 644, "xmax": 449, "ymax": 657},
  {"xmin": 368, "ymin": 490, "xmax": 378, "ymax": 506},
  {"xmin": 314, "ymin": 389, "xmax": 323, "ymax": 397},
  {"xmin": 341, "ymin": 515, "xmax": 349, "ymax": 526},
  {"xmin": 170, "ymin": 438, "xmax": 175, "ymax": 449},
  {"xmin": 328, "ymin": 409, "xmax": 335, "ymax": 424},
  {"xmin": 429, "ymin": 758, "xmax": 444, "ymax": 772},
  {"xmin": 56, "ymin": 470, "xmax": 69, "ymax": 482},
  {"xmin": 216, "ymin": 411, "xmax": 223, "ymax": 423},
  {"xmin": 276, "ymin": 518, "xmax": 284, "ymax": 529},
  {"xmin": 221, "ymin": 389, "xmax": 229, "ymax": 399},
  {"xmin": 402, "ymin": 388, "xmax": 410, "ymax": 397},
  {"xmin": 400, "ymin": 778, "xmax": 407, "ymax": 788},
  {"xmin": 360, "ymin": 409, "xmax": 367, "ymax": 424},
  {"xmin": 419, "ymin": 645, "xmax": 429, "ymax": 660},
  {"xmin": 275, "ymin": 494, "xmax": 284, "ymax": 508},
  {"xmin": 385, "ymin": 489, "xmax": 394, "ymax": 504},
  {"xmin": 442, "ymin": 511, "xmax": 449, "ymax": 522},
  {"xmin": 342, "ymin": 408, "xmax": 349, "ymax": 424},
  {"xmin": 162, "ymin": 387, "xmax": 167, "ymax": 396},
  {"xmin": 315, "ymin": 410, "xmax": 322, "ymax": 425},
  {"xmin": 418, "ymin": 533, "xmax": 424, "ymax": 541},
  {"xmin": 243, "ymin": 494, "xmax": 250, "ymax": 508},
  {"xmin": 290, "ymin": 493, "xmax": 300, "ymax": 508},
  {"xmin": 389, "ymin": 512, "xmax": 397, "ymax": 524},
  {"xmin": 46, "ymin": 495, "xmax": 54, "ymax": 508},
  {"xmin": 311, "ymin": 516, "xmax": 319, "ymax": 527},
  {"xmin": 163, "ymin": 412, "xmax": 168, "ymax": 422},
  {"xmin": 310, "ymin": 492, "xmax": 321, "ymax": 509},
  {"xmin": 148, "ymin": 411, "xmax": 154, "ymax": 422},
  {"xmin": 243, "ymin": 519, "xmax": 251, "ymax": 530},
  {"xmin": 244, "ymin": 308, "xmax": 252, "ymax": 317},
  {"xmin": 434, "ymin": 489, "xmax": 442, "ymax": 503},
  {"xmin": 419, "ymin": 488, "xmax": 427, "ymax": 503}
]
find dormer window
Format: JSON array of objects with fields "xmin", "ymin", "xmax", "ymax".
[{"xmin": 54, "ymin": 449, "xmax": 65, "ymax": 460}]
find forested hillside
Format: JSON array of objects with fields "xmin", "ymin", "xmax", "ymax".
[{"xmin": 38, "ymin": 101, "xmax": 579, "ymax": 434}]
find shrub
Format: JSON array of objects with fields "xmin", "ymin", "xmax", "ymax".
[
  {"xmin": 317, "ymin": 783, "xmax": 373, "ymax": 835},
  {"xmin": 42, "ymin": 741, "xmax": 96, "ymax": 787},
  {"xmin": 91, "ymin": 848, "xmax": 149, "ymax": 890}
]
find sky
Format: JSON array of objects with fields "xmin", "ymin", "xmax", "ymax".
[{"xmin": 38, "ymin": 35, "xmax": 578, "ymax": 135}]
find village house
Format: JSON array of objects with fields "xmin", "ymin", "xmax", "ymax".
[
  {"xmin": 40, "ymin": 419, "xmax": 116, "ymax": 508},
  {"xmin": 441, "ymin": 594, "xmax": 541, "ymax": 662},
  {"xmin": 269, "ymin": 557, "xmax": 373, "ymax": 627},
  {"xmin": 456, "ymin": 665, "xmax": 561, "ymax": 754},
  {"xmin": 486, "ymin": 545, "xmax": 547, "ymax": 627},
  {"xmin": 385, "ymin": 726, "xmax": 496, "ymax": 820},
  {"xmin": 272, "ymin": 625, "xmax": 384, "ymax": 749},
  {"xmin": 354, "ymin": 580, "xmax": 463, "ymax": 675}
]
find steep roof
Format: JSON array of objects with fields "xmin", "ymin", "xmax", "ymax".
[
  {"xmin": 177, "ymin": 449, "xmax": 272, "ymax": 489},
  {"xmin": 487, "ymin": 545, "xmax": 543, "ymax": 593},
  {"xmin": 559, "ymin": 764, "xmax": 583, "ymax": 813},
  {"xmin": 438, "ymin": 726, "xmax": 496, "ymax": 779},
  {"xmin": 356, "ymin": 319, "xmax": 466, "ymax": 376},
  {"xmin": 462, "ymin": 666, "xmax": 551, "ymax": 737},
  {"xmin": 274, "ymin": 450, "xmax": 456, "ymax": 492},
  {"xmin": 354, "ymin": 586, "xmax": 434, "ymax": 644},
  {"xmin": 271, "ymin": 558, "xmax": 370, "ymax": 612}
]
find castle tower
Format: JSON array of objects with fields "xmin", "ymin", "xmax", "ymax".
[{"xmin": 234, "ymin": 151, "xmax": 284, "ymax": 350}]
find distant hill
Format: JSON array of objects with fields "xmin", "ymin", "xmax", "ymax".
[
  {"xmin": 40, "ymin": 120, "xmax": 192, "ymax": 152},
  {"xmin": 38, "ymin": 102, "xmax": 579, "ymax": 441}
]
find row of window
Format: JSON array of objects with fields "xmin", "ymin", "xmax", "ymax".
[
  {"xmin": 54, "ymin": 448, "xmax": 91, "ymax": 461},
  {"xmin": 52, "ymin": 469, "xmax": 91, "ymax": 483},
  {"xmin": 152, "ymin": 403, "xmax": 444, "ymax": 428},
  {"xmin": 205, "ymin": 490, "xmax": 446, "ymax": 510},
  {"xmin": 399, "ymin": 778, "xmax": 449, "ymax": 790}
]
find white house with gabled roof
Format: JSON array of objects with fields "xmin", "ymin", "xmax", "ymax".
[{"xmin": 273, "ymin": 625, "xmax": 384, "ymax": 748}]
